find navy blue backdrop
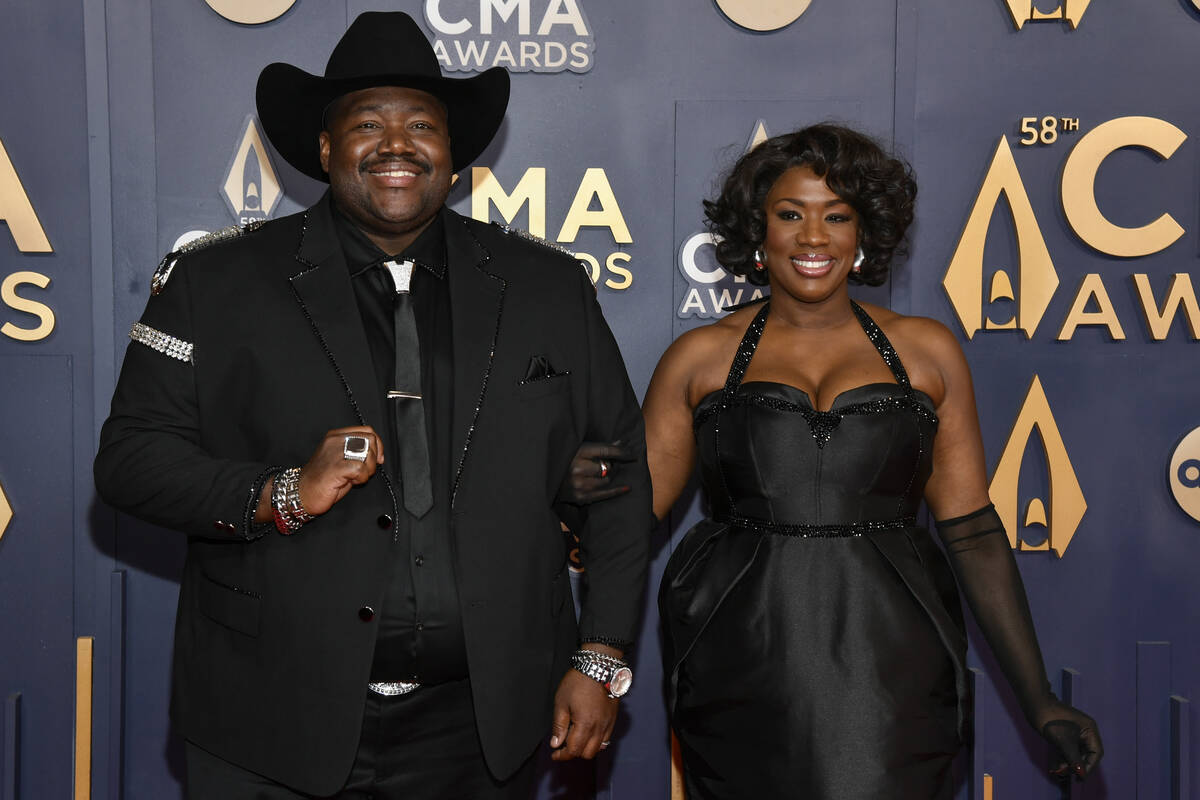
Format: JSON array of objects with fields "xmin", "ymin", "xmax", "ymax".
[{"xmin": 1, "ymin": 1, "xmax": 1198, "ymax": 798}]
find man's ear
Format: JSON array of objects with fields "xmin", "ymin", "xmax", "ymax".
[{"xmin": 318, "ymin": 131, "xmax": 331, "ymax": 174}]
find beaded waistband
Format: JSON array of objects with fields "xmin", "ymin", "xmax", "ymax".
[{"xmin": 716, "ymin": 514, "xmax": 916, "ymax": 538}]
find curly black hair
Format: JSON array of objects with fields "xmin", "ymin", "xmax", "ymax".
[{"xmin": 703, "ymin": 124, "xmax": 917, "ymax": 287}]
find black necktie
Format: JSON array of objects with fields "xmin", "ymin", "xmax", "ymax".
[{"xmin": 383, "ymin": 260, "xmax": 433, "ymax": 518}]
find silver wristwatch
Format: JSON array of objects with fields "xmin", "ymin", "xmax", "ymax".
[{"xmin": 569, "ymin": 650, "xmax": 633, "ymax": 699}]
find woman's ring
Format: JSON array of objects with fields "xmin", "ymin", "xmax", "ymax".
[
  {"xmin": 599, "ymin": 741, "xmax": 611, "ymax": 749},
  {"xmin": 343, "ymin": 435, "xmax": 370, "ymax": 462},
  {"xmin": 598, "ymin": 459, "xmax": 610, "ymax": 478}
]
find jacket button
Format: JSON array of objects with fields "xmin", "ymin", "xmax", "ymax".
[
  {"xmin": 414, "ymin": 555, "xmax": 424, "ymax": 566},
  {"xmin": 377, "ymin": 514, "xmax": 393, "ymax": 529},
  {"xmin": 358, "ymin": 606, "xmax": 375, "ymax": 622}
]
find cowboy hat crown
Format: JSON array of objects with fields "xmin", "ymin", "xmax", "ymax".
[{"xmin": 256, "ymin": 11, "xmax": 510, "ymax": 181}]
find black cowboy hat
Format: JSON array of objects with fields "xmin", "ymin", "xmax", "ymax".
[{"xmin": 256, "ymin": 11, "xmax": 509, "ymax": 181}]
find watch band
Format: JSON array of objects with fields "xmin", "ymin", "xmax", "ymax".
[{"xmin": 569, "ymin": 650, "xmax": 633, "ymax": 699}]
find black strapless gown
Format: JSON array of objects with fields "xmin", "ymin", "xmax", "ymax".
[{"xmin": 660, "ymin": 302, "xmax": 970, "ymax": 799}]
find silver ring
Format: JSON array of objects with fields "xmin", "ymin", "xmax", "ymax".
[
  {"xmin": 343, "ymin": 435, "xmax": 369, "ymax": 462},
  {"xmin": 599, "ymin": 741, "xmax": 611, "ymax": 749},
  {"xmin": 598, "ymin": 459, "xmax": 610, "ymax": 478}
]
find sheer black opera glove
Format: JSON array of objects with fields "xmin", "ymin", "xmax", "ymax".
[
  {"xmin": 554, "ymin": 442, "xmax": 635, "ymax": 533},
  {"xmin": 556, "ymin": 442, "xmax": 635, "ymax": 506},
  {"xmin": 936, "ymin": 504, "xmax": 1104, "ymax": 780}
]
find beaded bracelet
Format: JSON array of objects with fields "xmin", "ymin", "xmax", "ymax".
[{"xmin": 271, "ymin": 467, "xmax": 311, "ymax": 534}]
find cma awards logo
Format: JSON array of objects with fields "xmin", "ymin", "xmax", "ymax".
[
  {"xmin": 945, "ymin": 116, "xmax": 1199, "ymax": 343},
  {"xmin": 990, "ymin": 376, "xmax": 1086, "ymax": 556},
  {"xmin": 0, "ymin": 137, "xmax": 56, "ymax": 343},
  {"xmin": 1004, "ymin": 0, "xmax": 1090, "ymax": 29},
  {"xmin": 423, "ymin": 0, "xmax": 596, "ymax": 73},
  {"xmin": 467, "ymin": 165, "xmax": 634, "ymax": 290},
  {"xmin": 1169, "ymin": 428, "xmax": 1200, "ymax": 524},
  {"xmin": 221, "ymin": 116, "xmax": 282, "ymax": 225},
  {"xmin": 677, "ymin": 121, "xmax": 771, "ymax": 318}
]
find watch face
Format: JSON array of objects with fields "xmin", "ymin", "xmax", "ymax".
[{"xmin": 608, "ymin": 666, "xmax": 633, "ymax": 697}]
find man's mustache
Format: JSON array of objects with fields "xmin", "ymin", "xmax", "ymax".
[{"xmin": 360, "ymin": 156, "xmax": 431, "ymax": 174}]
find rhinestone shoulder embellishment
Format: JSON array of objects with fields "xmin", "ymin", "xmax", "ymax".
[
  {"xmin": 493, "ymin": 223, "xmax": 577, "ymax": 259},
  {"xmin": 129, "ymin": 322, "xmax": 194, "ymax": 364},
  {"xmin": 151, "ymin": 220, "xmax": 267, "ymax": 296}
]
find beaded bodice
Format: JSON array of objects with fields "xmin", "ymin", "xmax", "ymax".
[{"xmin": 693, "ymin": 301, "xmax": 938, "ymax": 533}]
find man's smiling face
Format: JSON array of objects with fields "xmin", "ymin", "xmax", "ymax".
[{"xmin": 319, "ymin": 85, "xmax": 452, "ymax": 253}]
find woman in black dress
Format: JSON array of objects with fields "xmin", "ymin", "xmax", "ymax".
[{"xmin": 645, "ymin": 125, "xmax": 1102, "ymax": 798}]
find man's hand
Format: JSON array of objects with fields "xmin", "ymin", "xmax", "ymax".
[
  {"xmin": 255, "ymin": 426, "xmax": 385, "ymax": 522},
  {"xmin": 298, "ymin": 426, "xmax": 385, "ymax": 515},
  {"xmin": 556, "ymin": 442, "xmax": 635, "ymax": 505},
  {"xmin": 549, "ymin": 668, "xmax": 618, "ymax": 761}
]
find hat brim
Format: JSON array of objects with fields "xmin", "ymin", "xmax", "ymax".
[{"xmin": 256, "ymin": 63, "xmax": 510, "ymax": 181}]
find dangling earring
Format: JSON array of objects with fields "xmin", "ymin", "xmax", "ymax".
[
  {"xmin": 852, "ymin": 247, "xmax": 865, "ymax": 273},
  {"xmin": 754, "ymin": 248, "xmax": 766, "ymax": 271}
]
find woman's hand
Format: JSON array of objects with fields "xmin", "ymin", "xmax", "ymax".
[
  {"xmin": 1039, "ymin": 703, "xmax": 1104, "ymax": 779},
  {"xmin": 556, "ymin": 442, "xmax": 635, "ymax": 505}
]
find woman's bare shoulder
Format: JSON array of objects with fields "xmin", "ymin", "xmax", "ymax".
[
  {"xmin": 663, "ymin": 304, "xmax": 757, "ymax": 363},
  {"xmin": 859, "ymin": 303, "xmax": 969, "ymax": 402},
  {"xmin": 652, "ymin": 303, "xmax": 762, "ymax": 405},
  {"xmin": 857, "ymin": 303, "xmax": 959, "ymax": 356}
]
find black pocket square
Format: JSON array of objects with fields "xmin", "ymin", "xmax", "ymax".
[{"xmin": 523, "ymin": 355, "xmax": 567, "ymax": 383}]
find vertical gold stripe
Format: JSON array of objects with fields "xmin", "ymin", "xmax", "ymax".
[
  {"xmin": 74, "ymin": 636, "xmax": 93, "ymax": 800},
  {"xmin": 983, "ymin": 773, "xmax": 994, "ymax": 800},
  {"xmin": 670, "ymin": 731, "xmax": 685, "ymax": 800}
]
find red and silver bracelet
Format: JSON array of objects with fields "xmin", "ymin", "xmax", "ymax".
[{"xmin": 271, "ymin": 467, "xmax": 311, "ymax": 534}]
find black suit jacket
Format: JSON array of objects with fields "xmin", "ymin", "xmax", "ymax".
[{"xmin": 95, "ymin": 196, "xmax": 651, "ymax": 794}]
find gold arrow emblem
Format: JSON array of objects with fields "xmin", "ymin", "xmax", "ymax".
[
  {"xmin": 1003, "ymin": 0, "xmax": 1091, "ymax": 30},
  {"xmin": 0, "ymin": 478, "xmax": 11, "ymax": 542},
  {"xmin": 944, "ymin": 136, "xmax": 1059, "ymax": 340},
  {"xmin": 989, "ymin": 375, "xmax": 1086, "ymax": 556}
]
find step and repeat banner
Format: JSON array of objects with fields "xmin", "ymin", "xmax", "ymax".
[{"xmin": 1, "ymin": 1, "xmax": 1198, "ymax": 798}]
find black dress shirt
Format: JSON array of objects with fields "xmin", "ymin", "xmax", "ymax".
[{"xmin": 332, "ymin": 204, "xmax": 468, "ymax": 684}]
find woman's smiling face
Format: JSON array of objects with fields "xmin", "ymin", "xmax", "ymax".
[{"xmin": 761, "ymin": 165, "xmax": 860, "ymax": 305}]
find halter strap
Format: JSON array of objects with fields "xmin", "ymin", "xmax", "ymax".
[
  {"xmin": 849, "ymin": 300, "xmax": 913, "ymax": 394},
  {"xmin": 719, "ymin": 301, "xmax": 771, "ymax": 406}
]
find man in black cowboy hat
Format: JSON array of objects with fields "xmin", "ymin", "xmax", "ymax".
[{"xmin": 95, "ymin": 10, "xmax": 649, "ymax": 798}]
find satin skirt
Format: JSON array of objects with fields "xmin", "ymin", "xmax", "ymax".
[{"xmin": 661, "ymin": 521, "xmax": 965, "ymax": 800}]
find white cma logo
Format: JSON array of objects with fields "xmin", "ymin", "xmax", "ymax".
[{"xmin": 425, "ymin": 0, "xmax": 594, "ymax": 73}]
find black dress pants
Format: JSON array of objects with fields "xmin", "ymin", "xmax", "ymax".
[{"xmin": 186, "ymin": 679, "xmax": 537, "ymax": 799}]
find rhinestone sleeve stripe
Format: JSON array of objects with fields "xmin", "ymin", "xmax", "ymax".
[{"xmin": 129, "ymin": 322, "xmax": 193, "ymax": 363}]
